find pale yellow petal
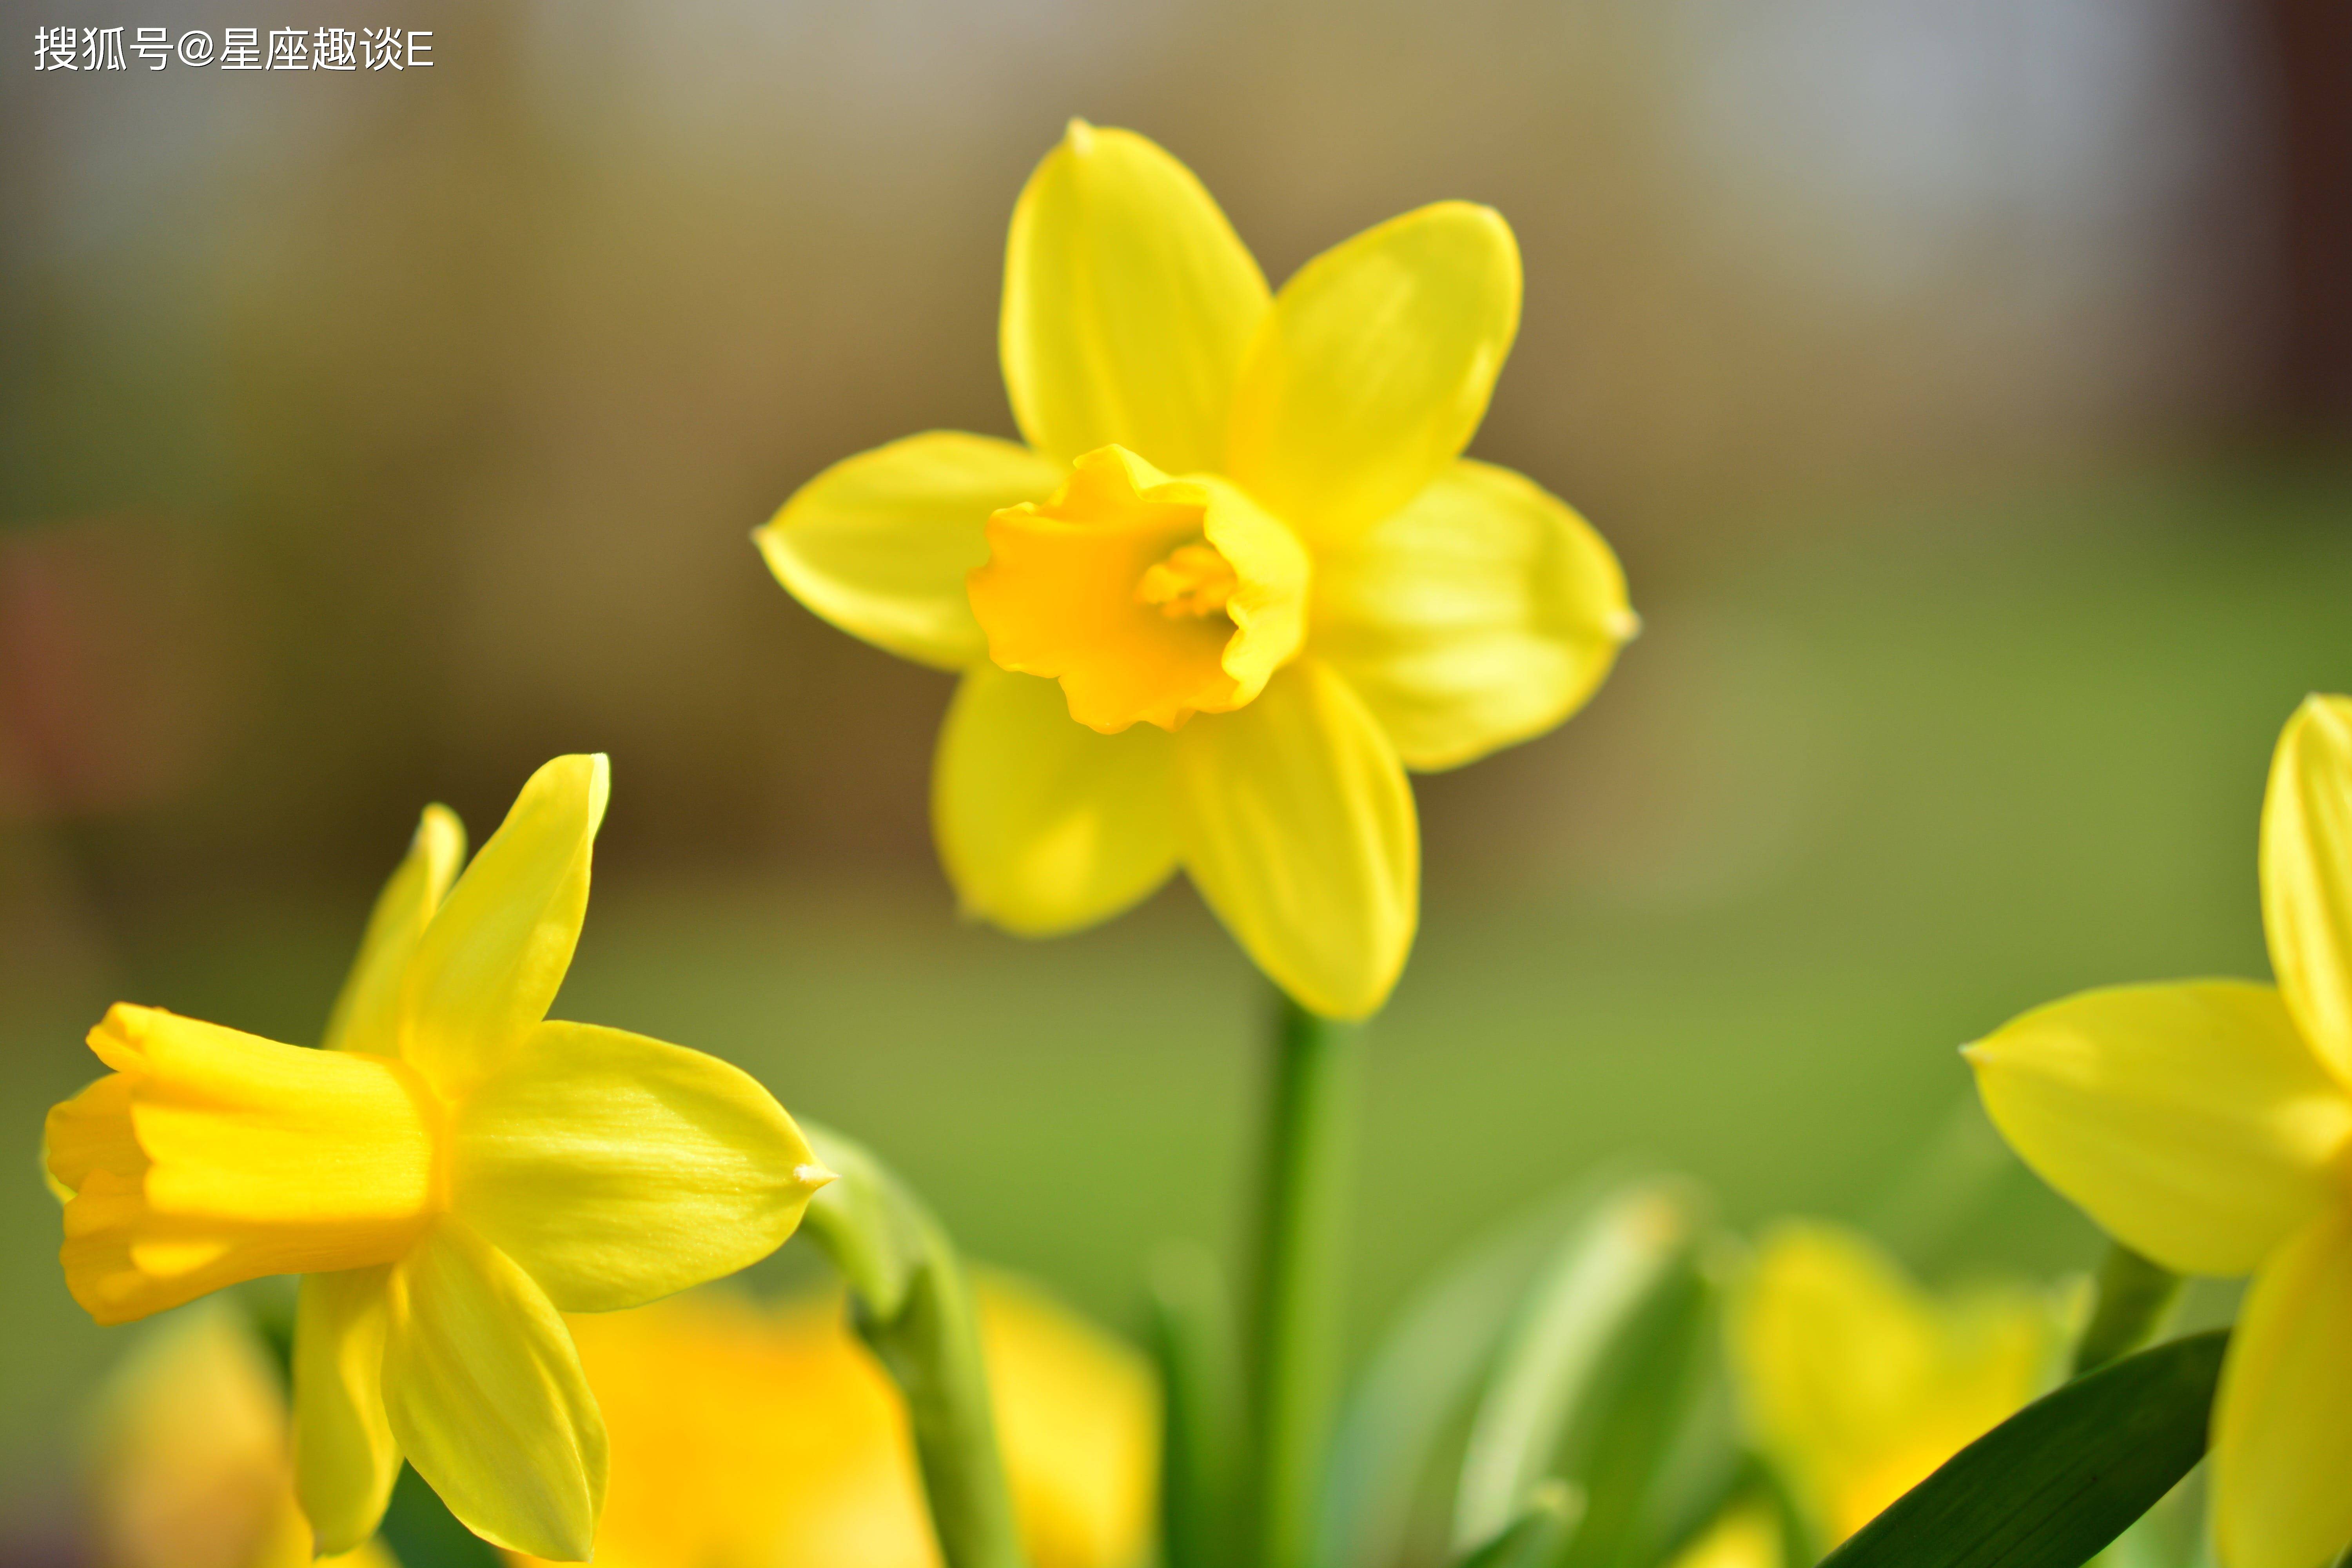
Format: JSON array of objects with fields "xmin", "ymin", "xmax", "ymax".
[
  {"xmin": 383, "ymin": 1221, "xmax": 607, "ymax": 1562},
  {"xmin": 1965, "ymin": 981, "xmax": 2352, "ymax": 1276},
  {"xmin": 399, "ymin": 755, "xmax": 607, "ymax": 1098},
  {"xmin": 933, "ymin": 663, "xmax": 1180, "ymax": 935},
  {"xmin": 1227, "ymin": 202, "xmax": 1520, "ymax": 545},
  {"xmin": 755, "ymin": 431, "xmax": 1065, "ymax": 671},
  {"xmin": 1730, "ymin": 1220, "xmax": 2053, "ymax": 1544},
  {"xmin": 2261, "ymin": 694, "xmax": 2352, "ymax": 1087},
  {"xmin": 1174, "ymin": 660, "xmax": 1417, "ymax": 1019},
  {"xmin": 452, "ymin": 1020, "xmax": 828, "ymax": 1313},
  {"xmin": 294, "ymin": 1266, "xmax": 401, "ymax": 1555},
  {"xmin": 1002, "ymin": 121, "xmax": 1270, "ymax": 475},
  {"xmin": 2213, "ymin": 1205, "xmax": 2352, "ymax": 1568},
  {"xmin": 323, "ymin": 806, "xmax": 465, "ymax": 1055},
  {"xmin": 1313, "ymin": 459, "xmax": 1633, "ymax": 770}
]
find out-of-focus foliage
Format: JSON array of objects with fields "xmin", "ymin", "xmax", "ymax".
[{"xmin": 81, "ymin": 1301, "xmax": 394, "ymax": 1568}]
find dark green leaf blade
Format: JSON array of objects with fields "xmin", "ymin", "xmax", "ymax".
[{"xmin": 1819, "ymin": 1330, "xmax": 2226, "ymax": 1568}]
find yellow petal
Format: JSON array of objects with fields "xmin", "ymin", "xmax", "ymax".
[
  {"xmin": 452, "ymin": 1020, "xmax": 829, "ymax": 1313},
  {"xmin": 54, "ymin": 1006, "xmax": 439, "ymax": 1326},
  {"xmin": 755, "ymin": 431, "xmax": 1065, "ymax": 671},
  {"xmin": 1227, "ymin": 202, "xmax": 1521, "ymax": 545},
  {"xmin": 1965, "ymin": 981, "xmax": 2352, "ymax": 1276},
  {"xmin": 382, "ymin": 1220, "xmax": 607, "ymax": 1561},
  {"xmin": 1174, "ymin": 660, "xmax": 1417, "ymax": 1019},
  {"xmin": 980, "ymin": 1273, "xmax": 1162, "ymax": 1568},
  {"xmin": 2213, "ymin": 1205, "xmax": 2352, "ymax": 1568},
  {"xmin": 323, "ymin": 806, "xmax": 466, "ymax": 1055},
  {"xmin": 1729, "ymin": 1220, "xmax": 2054, "ymax": 1544},
  {"xmin": 933, "ymin": 664, "xmax": 1180, "ymax": 935},
  {"xmin": 1001, "ymin": 121, "xmax": 1270, "ymax": 475},
  {"xmin": 294, "ymin": 1266, "xmax": 401, "ymax": 1555},
  {"xmin": 2262, "ymin": 694, "xmax": 2352, "ymax": 1087},
  {"xmin": 1313, "ymin": 459, "xmax": 1634, "ymax": 770},
  {"xmin": 399, "ymin": 755, "xmax": 608, "ymax": 1099}
]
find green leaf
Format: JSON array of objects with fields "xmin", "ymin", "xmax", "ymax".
[
  {"xmin": 1818, "ymin": 1331, "xmax": 2226, "ymax": 1568},
  {"xmin": 1147, "ymin": 1241, "xmax": 1245, "ymax": 1568},
  {"xmin": 1318, "ymin": 1189, "xmax": 1570, "ymax": 1568},
  {"xmin": 797, "ymin": 1122, "xmax": 1027, "ymax": 1568},
  {"xmin": 1551, "ymin": 1256, "xmax": 1746, "ymax": 1568},
  {"xmin": 1453, "ymin": 1177, "xmax": 1707, "ymax": 1550},
  {"xmin": 1453, "ymin": 1482, "xmax": 1582, "ymax": 1568}
]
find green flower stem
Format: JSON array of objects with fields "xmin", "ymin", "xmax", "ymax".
[
  {"xmin": 1244, "ymin": 994, "xmax": 1364, "ymax": 1568},
  {"xmin": 2072, "ymin": 1240, "xmax": 2184, "ymax": 1377},
  {"xmin": 800, "ymin": 1125, "xmax": 1027, "ymax": 1568}
]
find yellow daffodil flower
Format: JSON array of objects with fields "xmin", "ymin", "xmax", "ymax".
[
  {"xmin": 1966, "ymin": 694, "xmax": 2352, "ymax": 1568},
  {"xmin": 508, "ymin": 1275, "xmax": 1158, "ymax": 1568},
  {"xmin": 83, "ymin": 1303, "xmax": 395, "ymax": 1568},
  {"xmin": 758, "ymin": 121, "xmax": 1633, "ymax": 1019},
  {"xmin": 1727, "ymin": 1221, "xmax": 2058, "ymax": 1547},
  {"xmin": 44, "ymin": 755, "xmax": 833, "ymax": 1563}
]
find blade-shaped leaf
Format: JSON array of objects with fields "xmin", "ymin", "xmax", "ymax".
[
  {"xmin": 1818, "ymin": 1331, "xmax": 2226, "ymax": 1568},
  {"xmin": 1453, "ymin": 1482, "xmax": 1582, "ymax": 1568},
  {"xmin": 1453, "ymin": 1178, "xmax": 1706, "ymax": 1548},
  {"xmin": 1319, "ymin": 1192, "xmax": 1568, "ymax": 1568},
  {"xmin": 1148, "ymin": 1241, "xmax": 1244, "ymax": 1568}
]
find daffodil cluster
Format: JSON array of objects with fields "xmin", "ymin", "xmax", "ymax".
[
  {"xmin": 759, "ymin": 121, "xmax": 1632, "ymax": 1019},
  {"xmin": 45, "ymin": 756, "xmax": 831, "ymax": 1562}
]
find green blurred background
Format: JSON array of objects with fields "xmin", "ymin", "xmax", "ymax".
[{"xmin": 4, "ymin": 0, "xmax": 2347, "ymax": 1559}]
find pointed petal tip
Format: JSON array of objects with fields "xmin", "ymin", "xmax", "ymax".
[
  {"xmin": 1064, "ymin": 116, "xmax": 1095, "ymax": 152},
  {"xmin": 1606, "ymin": 606, "xmax": 1642, "ymax": 643},
  {"xmin": 793, "ymin": 1163, "xmax": 840, "ymax": 1192}
]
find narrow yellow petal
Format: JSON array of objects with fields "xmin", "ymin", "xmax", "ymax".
[
  {"xmin": 1227, "ymin": 202, "xmax": 1521, "ymax": 545},
  {"xmin": 1314, "ymin": 459, "xmax": 1634, "ymax": 770},
  {"xmin": 1002, "ymin": 121, "xmax": 1270, "ymax": 475},
  {"xmin": 399, "ymin": 754, "xmax": 608, "ymax": 1098},
  {"xmin": 933, "ymin": 664, "xmax": 1180, "ymax": 936},
  {"xmin": 294, "ymin": 1266, "xmax": 402, "ymax": 1555},
  {"xmin": 2262, "ymin": 694, "xmax": 2352, "ymax": 1087},
  {"xmin": 2213, "ymin": 1205, "xmax": 2352, "ymax": 1568},
  {"xmin": 756, "ymin": 431, "xmax": 1065, "ymax": 671},
  {"xmin": 1174, "ymin": 660, "xmax": 1418, "ymax": 1019},
  {"xmin": 452, "ymin": 1021, "xmax": 826, "ymax": 1313},
  {"xmin": 324, "ymin": 805, "xmax": 466, "ymax": 1055},
  {"xmin": 383, "ymin": 1221, "xmax": 607, "ymax": 1562},
  {"xmin": 1965, "ymin": 981, "xmax": 2352, "ymax": 1276}
]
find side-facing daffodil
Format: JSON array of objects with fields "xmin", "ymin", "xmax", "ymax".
[
  {"xmin": 510, "ymin": 1275, "xmax": 1158, "ymax": 1568},
  {"xmin": 84, "ymin": 1302, "xmax": 396, "ymax": 1568},
  {"xmin": 1966, "ymin": 695, "xmax": 2352, "ymax": 1568},
  {"xmin": 758, "ymin": 121, "xmax": 1633, "ymax": 1019},
  {"xmin": 1727, "ymin": 1220, "xmax": 2058, "ymax": 1548},
  {"xmin": 44, "ymin": 755, "xmax": 834, "ymax": 1563}
]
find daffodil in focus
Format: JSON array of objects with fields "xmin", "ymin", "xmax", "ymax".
[
  {"xmin": 1966, "ymin": 694, "xmax": 2352, "ymax": 1568},
  {"xmin": 44, "ymin": 755, "xmax": 833, "ymax": 1563},
  {"xmin": 83, "ymin": 1302, "xmax": 394, "ymax": 1568},
  {"xmin": 508, "ymin": 1276, "xmax": 1157, "ymax": 1568},
  {"xmin": 758, "ymin": 121, "xmax": 1633, "ymax": 1019},
  {"xmin": 1727, "ymin": 1221, "xmax": 2057, "ymax": 1548}
]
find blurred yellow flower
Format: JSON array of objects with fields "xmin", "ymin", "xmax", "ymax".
[
  {"xmin": 1966, "ymin": 693, "xmax": 2352, "ymax": 1568},
  {"xmin": 1727, "ymin": 1221, "xmax": 2057, "ymax": 1547},
  {"xmin": 758, "ymin": 121, "xmax": 1633, "ymax": 1019},
  {"xmin": 44, "ymin": 755, "xmax": 833, "ymax": 1563},
  {"xmin": 507, "ymin": 1276, "xmax": 1158, "ymax": 1568},
  {"xmin": 83, "ymin": 1301, "xmax": 393, "ymax": 1568},
  {"xmin": 1663, "ymin": 1502, "xmax": 1782, "ymax": 1568}
]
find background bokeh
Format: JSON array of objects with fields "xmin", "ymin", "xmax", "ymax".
[{"xmin": 4, "ymin": 0, "xmax": 2347, "ymax": 1559}]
